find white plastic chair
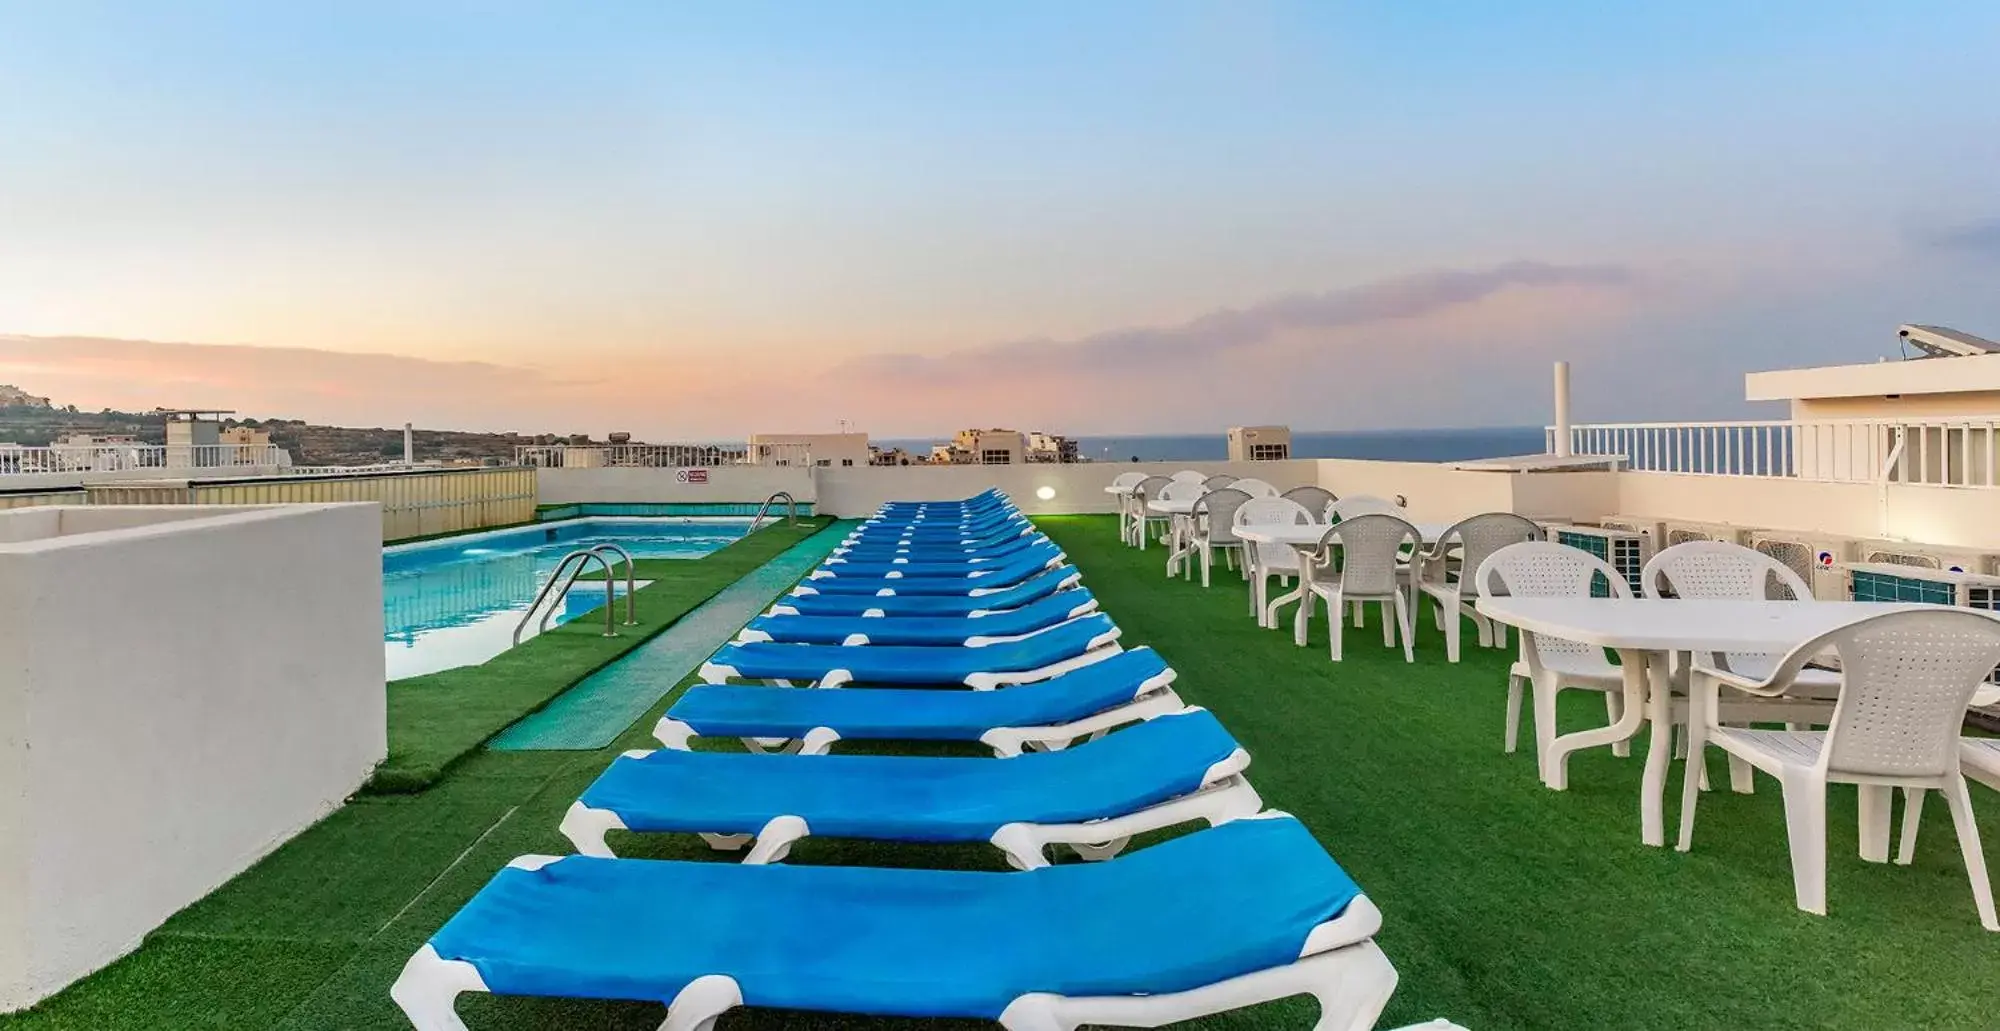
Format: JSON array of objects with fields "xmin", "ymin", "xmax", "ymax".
[
  {"xmin": 1302, "ymin": 514, "xmax": 1420, "ymax": 663},
  {"xmin": 1280, "ymin": 485, "xmax": 1337, "ymax": 515},
  {"xmin": 1169, "ymin": 470, "xmax": 1207, "ymax": 483},
  {"xmin": 1416, "ymin": 513, "xmax": 1543, "ymax": 663},
  {"xmin": 1641, "ymin": 541, "xmax": 1841, "ymax": 691},
  {"xmin": 1200, "ymin": 474, "xmax": 1237, "ymax": 490},
  {"xmin": 1229, "ymin": 478, "xmax": 1281, "ymax": 499},
  {"xmin": 1474, "ymin": 542, "xmax": 1631, "ymax": 764},
  {"xmin": 1236, "ymin": 497, "xmax": 1313, "ymax": 623},
  {"xmin": 1108, "ymin": 472, "xmax": 1145, "ymax": 542},
  {"xmin": 1128, "ymin": 475, "xmax": 1173, "ymax": 550},
  {"xmin": 1328, "ymin": 495, "xmax": 1402, "ymax": 521},
  {"xmin": 1677, "ymin": 608, "xmax": 2000, "ymax": 931},
  {"xmin": 1187, "ymin": 488, "xmax": 1252, "ymax": 587}
]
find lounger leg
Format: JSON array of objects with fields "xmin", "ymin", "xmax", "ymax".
[
  {"xmin": 658, "ymin": 975, "xmax": 745, "ymax": 1031},
  {"xmin": 559, "ymin": 802, "xmax": 627, "ymax": 858},
  {"xmin": 996, "ymin": 940, "xmax": 1398, "ymax": 1031},
  {"xmin": 699, "ymin": 832, "xmax": 753, "ymax": 852},
  {"xmin": 1897, "ymin": 787, "xmax": 1926, "ymax": 865},
  {"xmin": 390, "ymin": 946, "xmax": 486, "ymax": 1031},
  {"xmin": 742, "ymin": 815, "xmax": 811, "ymax": 864}
]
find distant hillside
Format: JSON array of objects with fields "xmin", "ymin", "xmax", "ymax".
[{"xmin": 0, "ymin": 396, "xmax": 574, "ymax": 466}]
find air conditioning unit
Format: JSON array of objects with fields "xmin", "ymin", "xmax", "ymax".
[
  {"xmin": 1547, "ymin": 525, "xmax": 1645, "ymax": 597},
  {"xmin": 1747, "ymin": 531, "xmax": 1859, "ymax": 600},
  {"xmin": 1855, "ymin": 540, "xmax": 2000, "ymax": 577},
  {"xmin": 1845, "ymin": 562, "xmax": 2000, "ymax": 606},
  {"xmin": 1591, "ymin": 516, "xmax": 1662, "ymax": 561},
  {"xmin": 1662, "ymin": 520, "xmax": 1753, "ymax": 549}
]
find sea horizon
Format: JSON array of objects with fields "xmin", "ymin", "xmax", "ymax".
[{"xmin": 875, "ymin": 425, "xmax": 1547, "ymax": 463}]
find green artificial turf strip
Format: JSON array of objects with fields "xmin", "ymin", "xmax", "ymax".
[
  {"xmin": 370, "ymin": 517, "xmax": 833, "ymax": 791},
  {"xmin": 10, "ymin": 513, "xmax": 2000, "ymax": 1031}
]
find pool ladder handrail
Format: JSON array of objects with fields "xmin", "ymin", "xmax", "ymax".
[
  {"xmin": 511, "ymin": 544, "xmax": 637, "ymax": 645},
  {"xmin": 752, "ymin": 491, "xmax": 798, "ymax": 527}
]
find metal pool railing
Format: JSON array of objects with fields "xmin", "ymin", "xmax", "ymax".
[
  {"xmin": 512, "ymin": 544, "xmax": 636, "ymax": 644},
  {"xmin": 752, "ymin": 491, "xmax": 798, "ymax": 527}
]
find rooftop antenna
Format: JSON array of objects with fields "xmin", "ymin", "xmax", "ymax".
[{"xmin": 1898, "ymin": 324, "xmax": 2000, "ymax": 359}]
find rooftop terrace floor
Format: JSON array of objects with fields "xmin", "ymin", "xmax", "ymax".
[{"xmin": 7, "ymin": 514, "xmax": 1998, "ymax": 1029}]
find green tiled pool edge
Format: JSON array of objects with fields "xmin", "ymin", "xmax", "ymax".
[{"xmin": 487, "ymin": 519, "xmax": 857, "ymax": 750}]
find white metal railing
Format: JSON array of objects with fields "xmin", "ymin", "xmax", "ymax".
[
  {"xmin": 515, "ymin": 442, "xmax": 816, "ymax": 468},
  {"xmin": 1550, "ymin": 417, "xmax": 2000, "ymax": 488},
  {"xmin": 0, "ymin": 443, "xmax": 291, "ymax": 476}
]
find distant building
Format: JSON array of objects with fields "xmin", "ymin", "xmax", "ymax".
[
  {"xmin": 160, "ymin": 409, "xmax": 232, "ymax": 469},
  {"xmin": 870, "ymin": 445, "xmax": 918, "ymax": 466},
  {"xmin": 1228, "ymin": 425, "xmax": 1292, "ymax": 461},
  {"xmin": 942, "ymin": 428, "xmax": 1027, "ymax": 465},
  {"xmin": 218, "ymin": 426, "xmax": 270, "ymax": 447},
  {"xmin": 749, "ymin": 431, "xmax": 869, "ymax": 468},
  {"xmin": 1026, "ymin": 431, "xmax": 1080, "ymax": 463}
]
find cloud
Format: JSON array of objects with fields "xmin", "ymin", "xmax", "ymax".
[
  {"xmin": 834, "ymin": 261, "xmax": 1640, "ymax": 386},
  {"xmin": 1924, "ymin": 217, "xmax": 2000, "ymax": 260},
  {"xmin": 0, "ymin": 335, "xmax": 604, "ymax": 432},
  {"xmin": 0, "ymin": 260, "xmax": 1649, "ymax": 438}
]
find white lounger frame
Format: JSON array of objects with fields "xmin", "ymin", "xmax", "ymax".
[
  {"xmin": 730, "ymin": 595, "xmax": 1100, "ymax": 646},
  {"xmin": 697, "ymin": 623, "xmax": 1123, "ymax": 691},
  {"xmin": 562, "ymin": 708, "xmax": 1260, "ymax": 868},
  {"xmin": 391, "ymin": 815, "xmax": 1407, "ymax": 1031},
  {"xmin": 654, "ymin": 662, "xmax": 1183, "ymax": 757}
]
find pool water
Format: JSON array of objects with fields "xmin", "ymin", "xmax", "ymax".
[{"xmin": 383, "ymin": 518, "xmax": 750, "ymax": 680}]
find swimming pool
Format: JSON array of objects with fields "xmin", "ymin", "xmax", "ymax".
[{"xmin": 384, "ymin": 518, "xmax": 751, "ymax": 680}]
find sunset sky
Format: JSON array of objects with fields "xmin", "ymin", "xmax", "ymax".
[{"xmin": 3, "ymin": 2, "xmax": 1997, "ymax": 438}]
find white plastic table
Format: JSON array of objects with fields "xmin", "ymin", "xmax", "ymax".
[
  {"xmin": 1144, "ymin": 499, "xmax": 1201, "ymax": 572},
  {"xmin": 1235, "ymin": 522, "xmax": 1452, "ymax": 632},
  {"xmin": 1470, "ymin": 597, "xmax": 1996, "ymax": 847}
]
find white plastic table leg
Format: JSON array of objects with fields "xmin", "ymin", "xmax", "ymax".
[{"xmin": 1542, "ymin": 647, "xmax": 1649, "ymax": 793}]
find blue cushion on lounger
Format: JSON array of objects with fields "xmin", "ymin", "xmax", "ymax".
[
  {"xmin": 705, "ymin": 614, "xmax": 1117, "ymax": 685},
  {"xmin": 742, "ymin": 591, "xmax": 1096, "ymax": 646},
  {"xmin": 668, "ymin": 646, "xmax": 1173, "ymax": 741},
  {"xmin": 423, "ymin": 815, "xmax": 1360, "ymax": 1018},
  {"xmin": 577, "ymin": 708, "xmax": 1239, "ymax": 841},
  {"xmin": 778, "ymin": 566, "xmax": 1081, "ymax": 617}
]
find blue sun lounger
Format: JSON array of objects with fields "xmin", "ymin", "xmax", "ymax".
[
  {"xmin": 833, "ymin": 532, "xmax": 1046, "ymax": 560},
  {"xmin": 773, "ymin": 565, "xmax": 1082, "ymax": 617},
  {"xmin": 658, "ymin": 646, "xmax": 1183, "ymax": 756},
  {"xmin": 855, "ymin": 518, "xmax": 1030, "ymax": 542},
  {"xmin": 813, "ymin": 543, "xmax": 1065, "ymax": 579},
  {"xmin": 701, "ymin": 613, "xmax": 1121, "ymax": 688},
  {"xmin": 559, "ymin": 708, "xmax": 1259, "ymax": 867},
  {"xmin": 794, "ymin": 551, "xmax": 1065, "ymax": 595},
  {"xmin": 736, "ymin": 590, "xmax": 1098, "ymax": 646},
  {"xmin": 391, "ymin": 816, "xmax": 1404, "ymax": 1031}
]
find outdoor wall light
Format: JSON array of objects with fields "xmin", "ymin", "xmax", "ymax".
[{"xmin": 1035, "ymin": 485, "xmax": 1056, "ymax": 501}]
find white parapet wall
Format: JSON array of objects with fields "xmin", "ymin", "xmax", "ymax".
[{"xmin": 0, "ymin": 504, "xmax": 386, "ymax": 1011}]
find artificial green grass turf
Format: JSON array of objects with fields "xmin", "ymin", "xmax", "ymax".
[
  {"xmin": 369, "ymin": 517, "xmax": 833, "ymax": 792},
  {"xmin": 9, "ymin": 513, "xmax": 2000, "ymax": 1030}
]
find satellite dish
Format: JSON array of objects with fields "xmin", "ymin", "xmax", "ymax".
[{"xmin": 1899, "ymin": 324, "xmax": 2000, "ymax": 359}]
